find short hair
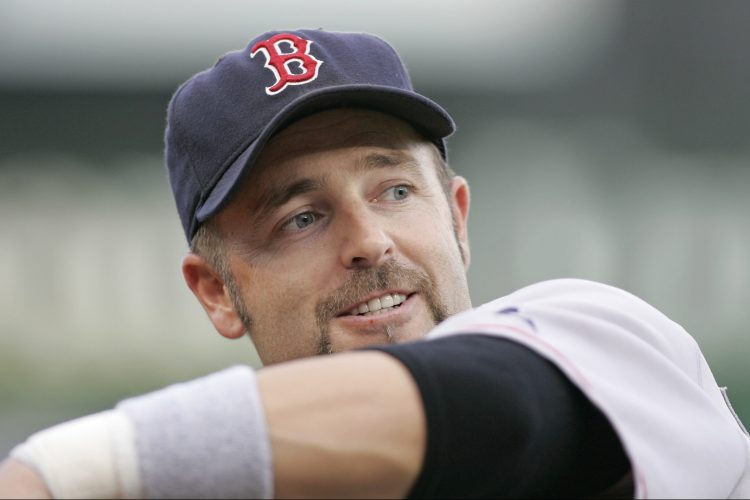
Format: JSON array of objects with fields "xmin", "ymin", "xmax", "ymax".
[
  {"xmin": 190, "ymin": 218, "xmax": 229, "ymax": 280},
  {"xmin": 430, "ymin": 143, "xmax": 457, "ymax": 197}
]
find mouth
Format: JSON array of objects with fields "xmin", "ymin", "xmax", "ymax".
[{"xmin": 338, "ymin": 292, "xmax": 412, "ymax": 318}]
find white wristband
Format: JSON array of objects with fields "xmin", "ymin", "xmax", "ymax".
[{"xmin": 10, "ymin": 410, "xmax": 140, "ymax": 499}]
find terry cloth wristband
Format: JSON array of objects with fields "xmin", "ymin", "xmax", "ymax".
[
  {"xmin": 117, "ymin": 365, "xmax": 273, "ymax": 499},
  {"xmin": 11, "ymin": 365, "xmax": 273, "ymax": 499}
]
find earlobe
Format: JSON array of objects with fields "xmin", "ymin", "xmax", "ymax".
[
  {"xmin": 450, "ymin": 176, "xmax": 471, "ymax": 269},
  {"xmin": 182, "ymin": 253, "xmax": 246, "ymax": 339}
]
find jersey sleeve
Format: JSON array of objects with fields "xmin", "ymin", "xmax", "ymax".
[
  {"xmin": 424, "ymin": 278, "xmax": 750, "ymax": 499},
  {"xmin": 371, "ymin": 334, "xmax": 631, "ymax": 498}
]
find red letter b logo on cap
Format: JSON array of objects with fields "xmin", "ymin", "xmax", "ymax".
[{"xmin": 251, "ymin": 33, "xmax": 323, "ymax": 95}]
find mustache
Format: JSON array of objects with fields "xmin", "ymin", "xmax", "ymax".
[{"xmin": 315, "ymin": 260, "xmax": 432, "ymax": 327}]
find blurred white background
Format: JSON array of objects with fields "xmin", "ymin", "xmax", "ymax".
[{"xmin": 1, "ymin": 0, "xmax": 749, "ymax": 454}]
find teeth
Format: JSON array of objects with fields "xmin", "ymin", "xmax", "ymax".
[
  {"xmin": 347, "ymin": 293, "xmax": 407, "ymax": 316},
  {"xmin": 367, "ymin": 297, "xmax": 381, "ymax": 312}
]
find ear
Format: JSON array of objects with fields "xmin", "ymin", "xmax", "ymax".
[
  {"xmin": 182, "ymin": 253, "xmax": 246, "ymax": 339},
  {"xmin": 450, "ymin": 176, "xmax": 471, "ymax": 270}
]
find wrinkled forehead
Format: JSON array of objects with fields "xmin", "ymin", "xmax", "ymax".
[
  {"xmin": 238, "ymin": 108, "xmax": 437, "ymax": 195},
  {"xmin": 260, "ymin": 109, "xmax": 426, "ymax": 165}
]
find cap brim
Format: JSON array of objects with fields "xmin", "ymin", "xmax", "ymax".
[{"xmin": 195, "ymin": 84, "xmax": 455, "ymax": 225}]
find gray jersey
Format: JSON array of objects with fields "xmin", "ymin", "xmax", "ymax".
[{"xmin": 428, "ymin": 279, "xmax": 750, "ymax": 499}]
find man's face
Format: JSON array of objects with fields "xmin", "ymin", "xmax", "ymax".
[{"xmin": 213, "ymin": 109, "xmax": 471, "ymax": 364}]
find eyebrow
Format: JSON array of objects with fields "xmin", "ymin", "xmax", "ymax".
[
  {"xmin": 253, "ymin": 151, "xmax": 425, "ymax": 220},
  {"xmin": 360, "ymin": 151, "xmax": 424, "ymax": 180},
  {"xmin": 253, "ymin": 177, "xmax": 326, "ymax": 222}
]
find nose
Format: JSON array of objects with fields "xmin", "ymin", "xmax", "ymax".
[{"xmin": 338, "ymin": 205, "xmax": 394, "ymax": 269}]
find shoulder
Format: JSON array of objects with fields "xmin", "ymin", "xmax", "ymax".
[
  {"xmin": 430, "ymin": 278, "xmax": 708, "ymax": 389},
  {"xmin": 431, "ymin": 278, "xmax": 697, "ymax": 366},
  {"xmin": 479, "ymin": 278, "xmax": 665, "ymax": 320},
  {"xmin": 428, "ymin": 279, "xmax": 750, "ymax": 498}
]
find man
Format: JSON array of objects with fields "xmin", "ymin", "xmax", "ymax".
[{"xmin": 1, "ymin": 29, "xmax": 749, "ymax": 499}]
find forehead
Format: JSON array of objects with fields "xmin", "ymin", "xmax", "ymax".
[
  {"xmin": 261, "ymin": 108, "xmax": 425, "ymax": 167},
  {"xmin": 239, "ymin": 108, "xmax": 437, "ymax": 196}
]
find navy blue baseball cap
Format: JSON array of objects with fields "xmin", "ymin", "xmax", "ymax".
[{"xmin": 165, "ymin": 29, "xmax": 456, "ymax": 241}]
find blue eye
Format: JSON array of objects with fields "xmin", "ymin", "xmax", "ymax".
[
  {"xmin": 386, "ymin": 185, "xmax": 410, "ymax": 201},
  {"xmin": 285, "ymin": 212, "xmax": 316, "ymax": 231}
]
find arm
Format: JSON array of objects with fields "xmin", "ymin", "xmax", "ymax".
[
  {"xmin": 265, "ymin": 336, "xmax": 630, "ymax": 498},
  {"xmin": 258, "ymin": 351, "xmax": 426, "ymax": 498},
  {"xmin": 0, "ymin": 352, "xmax": 425, "ymax": 500},
  {"xmin": 0, "ymin": 459, "xmax": 51, "ymax": 500},
  {"xmin": 4, "ymin": 336, "xmax": 629, "ymax": 499},
  {"xmin": 0, "ymin": 353, "xmax": 421, "ymax": 500}
]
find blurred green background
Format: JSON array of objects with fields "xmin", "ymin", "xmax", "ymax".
[{"xmin": 1, "ymin": 0, "xmax": 749, "ymax": 454}]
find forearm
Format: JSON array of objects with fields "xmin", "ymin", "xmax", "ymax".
[
  {"xmin": 5, "ymin": 353, "xmax": 426, "ymax": 500},
  {"xmin": 0, "ymin": 459, "xmax": 52, "ymax": 500},
  {"xmin": 258, "ymin": 351, "xmax": 426, "ymax": 498}
]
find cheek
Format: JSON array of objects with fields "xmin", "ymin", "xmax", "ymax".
[
  {"xmin": 241, "ymin": 266, "xmax": 312, "ymax": 322},
  {"xmin": 394, "ymin": 203, "xmax": 469, "ymax": 301},
  {"xmin": 235, "ymin": 225, "xmax": 348, "ymax": 320},
  {"xmin": 400, "ymin": 201, "xmax": 459, "ymax": 259},
  {"xmin": 234, "ymin": 260, "xmax": 332, "ymax": 362}
]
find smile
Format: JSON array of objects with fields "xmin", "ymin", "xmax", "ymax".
[{"xmin": 345, "ymin": 292, "xmax": 409, "ymax": 317}]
